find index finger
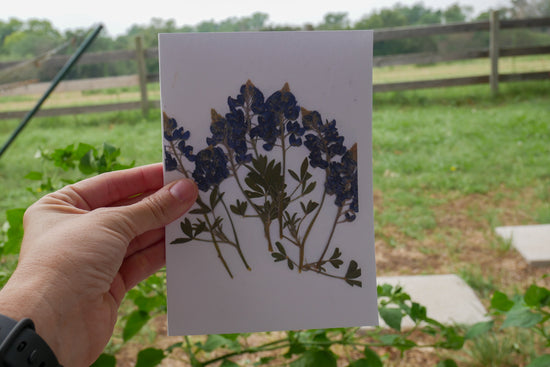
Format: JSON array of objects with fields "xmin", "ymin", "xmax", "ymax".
[{"xmin": 63, "ymin": 163, "xmax": 165, "ymax": 210}]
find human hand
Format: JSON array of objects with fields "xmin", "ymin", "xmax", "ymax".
[{"xmin": 0, "ymin": 163, "xmax": 197, "ymax": 366}]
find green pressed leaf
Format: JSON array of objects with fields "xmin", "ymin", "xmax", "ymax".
[
  {"xmin": 272, "ymin": 253, "xmax": 286, "ymax": 262},
  {"xmin": 135, "ymin": 348, "xmax": 165, "ymax": 367},
  {"xmin": 210, "ymin": 185, "xmax": 219, "ymax": 209},
  {"xmin": 289, "ymin": 169, "xmax": 300, "ymax": 182},
  {"xmin": 379, "ymin": 307, "xmax": 403, "ymax": 331},
  {"xmin": 189, "ymin": 207, "xmax": 211, "ymax": 215},
  {"xmin": 491, "ymin": 291, "xmax": 514, "ymax": 312},
  {"xmin": 300, "ymin": 157, "xmax": 309, "ymax": 179},
  {"xmin": 329, "ymin": 259, "xmax": 343, "ymax": 268},
  {"xmin": 275, "ymin": 241, "xmax": 287, "ymax": 255},
  {"xmin": 90, "ymin": 353, "xmax": 116, "ymax": 367},
  {"xmin": 436, "ymin": 359, "xmax": 458, "ymax": 367},
  {"xmin": 3, "ymin": 208, "xmax": 25, "ymax": 255},
  {"xmin": 287, "ymin": 259, "xmax": 294, "ymax": 270},
  {"xmin": 244, "ymin": 190, "xmax": 264, "ymax": 199},
  {"xmin": 501, "ymin": 308, "xmax": 543, "ymax": 329},
  {"xmin": 180, "ymin": 218, "xmax": 193, "ymax": 237},
  {"xmin": 290, "ymin": 350, "xmax": 337, "ymax": 367},
  {"xmin": 171, "ymin": 238, "xmax": 193, "ymax": 244},
  {"xmin": 527, "ymin": 354, "xmax": 550, "ymax": 367},
  {"xmin": 302, "ymin": 182, "xmax": 316, "ymax": 195},
  {"xmin": 465, "ymin": 320, "xmax": 494, "ymax": 340},
  {"xmin": 123, "ymin": 310, "xmax": 150, "ymax": 342},
  {"xmin": 330, "ymin": 247, "xmax": 342, "ymax": 260},
  {"xmin": 345, "ymin": 260, "xmax": 361, "ymax": 279},
  {"xmin": 346, "ymin": 279, "xmax": 362, "ymax": 287}
]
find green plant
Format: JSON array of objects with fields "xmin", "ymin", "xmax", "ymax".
[{"xmin": 465, "ymin": 275, "xmax": 550, "ymax": 367}]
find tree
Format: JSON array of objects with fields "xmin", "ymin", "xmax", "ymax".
[{"xmin": 317, "ymin": 12, "xmax": 350, "ymax": 30}]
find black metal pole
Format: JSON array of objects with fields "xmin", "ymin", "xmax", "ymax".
[{"xmin": 0, "ymin": 23, "xmax": 104, "ymax": 159}]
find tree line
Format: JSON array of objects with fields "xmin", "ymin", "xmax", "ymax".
[{"xmin": 1, "ymin": 0, "xmax": 549, "ymax": 82}]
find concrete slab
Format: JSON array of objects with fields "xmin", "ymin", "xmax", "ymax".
[
  {"xmin": 495, "ymin": 224, "xmax": 550, "ymax": 267},
  {"xmin": 376, "ymin": 274, "xmax": 488, "ymax": 328}
]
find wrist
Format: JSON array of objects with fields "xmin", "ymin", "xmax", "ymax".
[{"xmin": 0, "ymin": 269, "xmax": 65, "ymax": 365}]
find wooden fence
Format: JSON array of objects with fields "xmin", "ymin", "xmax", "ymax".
[{"xmin": 1, "ymin": 11, "xmax": 549, "ymax": 119}]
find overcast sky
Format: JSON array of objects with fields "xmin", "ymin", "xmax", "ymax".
[{"xmin": 4, "ymin": 0, "xmax": 510, "ymax": 37}]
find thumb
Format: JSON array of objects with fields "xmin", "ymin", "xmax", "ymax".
[{"xmin": 117, "ymin": 178, "xmax": 198, "ymax": 237}]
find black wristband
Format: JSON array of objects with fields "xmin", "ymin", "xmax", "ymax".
[{"xmin": 0, "ymin": 313, "xmax": 62, "ymax": 367}]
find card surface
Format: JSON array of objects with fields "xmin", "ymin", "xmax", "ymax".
[{"xmin": 160, "ymin": 30, "xmax": 377, "ymax": 335}]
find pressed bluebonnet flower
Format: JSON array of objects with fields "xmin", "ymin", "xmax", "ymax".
[
  {"xmin": 192, "ymin": 146, "xmax": 230, "ymax": 192},
  {"xmin": 250, "ymin": 83, "xmax": 300, "ymax": 151},
  {"xmin": 325, "ymin": 146, "xmax": 358, "ymax": 221},
  {"xmin": 287, "ymin": 121, "xmax": 305, "ymax": 147},
  {"xmin": 164, "ymin": 149, "xmax": 178, "ymax": 172},
  {"xmin": 228, "ymin": 80, "xmax": 265, "ymax": 115},
  {"xmin": 163, "ymin": 112, "xmax": 195, "ymax": 162},
  {"xmin": 207, "ymin": 109, "xmax": 251, "ymax": 164},
  {"xmin": 301, "ymin": 108, "xmax": 347, "ymax": 169}
]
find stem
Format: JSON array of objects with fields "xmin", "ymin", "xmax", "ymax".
[
  {"xmin": 203, "ymin": 213, "xmax": 234, "ymax": 278},
  {"xmin": 184, "ymin": 336, "xmax": 200, "ymax": 367},
  {"xmin": 315, "ymin": 206, "xmax": 342, "ymax": 270},
  {"xmin": 277, "ymin": 116, "xmax": 286, "ymax": 239},
  {"xmin": 227, "ymin": 146, "xmax": 274, "ymax": 252},
  {"xmin": 299, "ymin": 190, "xmax": 327, "ymax": 272},
  {"xmin": 220, "ymin": 195, "xmax": 251, "ymax": 270},
  {"xmin": 168, "ymin": 140, "xmax": 234, "ymax": 278}
]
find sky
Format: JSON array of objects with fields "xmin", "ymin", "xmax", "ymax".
[{"xmin": 4, "ymin": 0, "xmax": 510, "ymax": 37}]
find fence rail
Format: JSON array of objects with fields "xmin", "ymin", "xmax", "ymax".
[{"xmin": 1, "ymin": 13, "xmax": 549, "ymax": 119}]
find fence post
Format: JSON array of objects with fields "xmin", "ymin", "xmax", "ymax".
[
  {"xmin": 135, "ymin": 36, "xmax": 149, "ymax": 117},
  {"xmin": 490, "ymin": 10, "xmax": 500, "ymax": 96}
]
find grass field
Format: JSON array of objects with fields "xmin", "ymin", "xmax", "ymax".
[{"xmin": 0, "ymin": 76, "xmax": 549, "ymax": 365}]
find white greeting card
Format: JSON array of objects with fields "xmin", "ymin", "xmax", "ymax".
[{"xmin": 160, "ymin": 30, "xmax": 377, "ymax": 335}]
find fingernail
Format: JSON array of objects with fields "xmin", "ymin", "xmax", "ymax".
[{"xmin": 169, "ymin": 179, "xmax": 197, "ymax": 204}]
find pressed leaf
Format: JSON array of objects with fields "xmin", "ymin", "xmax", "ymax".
[
  {"xmin": 180, "ymin": 219, "xmax": 193, "ymax": 238},
  {"xmin": 275, "ymin": 241, "xmax": 286, "ymax": 255},
  {"xmin": 170, "ymin": 237, "xmax": 193, "ymax": 244},
  {"xmin": 300, "ymin": 157, "xmax": 309, "ymax": 179},
  {"xmin": 345, "ymin": 260, "xmax": 361, "ymax": 279},
  {"xmin": 289, "ymin": 169, "xmax": 300, "ymax": 182},
  {"xmin": 189, "ymin": 207, "xmax": 211, "ymax": 215},
  {"xmin": 244, "ymin": 190, "xmax": 264, "ymax": 199},
  {"xmin": 210, "ymin": 185, "xmax": 219, "ymax": 209},
  {"xmin": 287, "ymin": 259, "xmax": 294, "ymax": 270},
  {"xmin": 330, "ymin": 247, "xmax": 342, "ymax": 259},
  {"xmin": 272, "ymin": 253, "xmax": 286, "ymax": 262},
  {"xmin": 302, "ymin": 182, "xmax": 316, "ymax": 195},
  {"xmin": 329, "ymin": 259, "xmax": 343, "ymax": 268}
]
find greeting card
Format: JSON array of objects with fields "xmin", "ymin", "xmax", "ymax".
[{"xmin": 160, "ymin": 30, "xmax": 377, "ymax": 335}]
